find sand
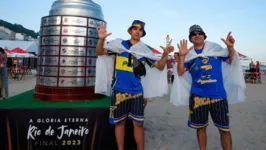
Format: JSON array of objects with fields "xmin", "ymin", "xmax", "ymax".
[
  {"xmin": 7, "ymin": 76, "xmax": 266, "ymax": 150},
  {"xmin": 144, "ymin": 83, "xmax": 266, "ymax": 150}
]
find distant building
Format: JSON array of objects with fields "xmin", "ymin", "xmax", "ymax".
[
  {"xmin": 0, "ymin": 26, "xmax": 37, "ymax": 41},
  {"xmin": 0, "ymin": 30, "xmax": 9, "ymax": 40},
  {"xmin": 15, "ymin": 33, "xmax": 24, "ymax": 41},
  {"xmin": 28, "ymin": 36, "xmax": 35, "ymax": 41},
  {"xmin": 8, "ymin": 30, "xmax": 16, "ymax": 40},
  {"xmin": 0, "ymin": 26, "xmax": 9, "ymax": 40}
]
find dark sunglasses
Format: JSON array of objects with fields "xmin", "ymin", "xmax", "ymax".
[{"xmin": 190, "ymin": 32, "xmax": 204, "ymax": 36}]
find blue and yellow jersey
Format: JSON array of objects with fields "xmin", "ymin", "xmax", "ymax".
[
  {"xmin": 107, "ymin": 40, "xmax": 156, "ymax": 94},
  {"xmin": 185, "ymin": 49, "xmax": 229, "ymax": 99}
]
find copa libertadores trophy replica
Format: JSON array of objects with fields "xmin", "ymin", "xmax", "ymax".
[
  {"xmin": 34, "ymin": 0, "xmax": 105, "ymax": 101},
  {"xmin": 165, "ymin": 35, "xmax": 172, "ymax": 47}
]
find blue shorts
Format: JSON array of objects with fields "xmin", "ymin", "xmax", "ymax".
[
  {"xmin": 188, "ymin": 94, "xmax": 230, "ymax": 131},
  {"xmin": 109, "ymin": 90, "xmax": 144, "ymax": 125}
]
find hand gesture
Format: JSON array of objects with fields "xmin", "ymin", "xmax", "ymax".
[
  {"xmin": 177, "ymin": 39, "xmax": 190, "ymax": 56},
  {"xmin": 221, "ymin": 32, "xmax": 235, "ymax": 48},
  {"xmin": 160, "ymin": 40, "xmax": 174, "ymax": 54},
  {"xmin": 96, "ymin": 22, "xmax": 112, "ymax": 39}
]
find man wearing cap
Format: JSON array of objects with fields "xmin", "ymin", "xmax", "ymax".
[
  {"xmin": 171, "ymin": 25, "xmax": 246, "ymax": 150},
  {"xmin": 96, "ymin": 20, "xmax": 173, "ymax": 150}
]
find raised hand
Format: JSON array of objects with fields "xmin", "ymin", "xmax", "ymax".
[
  {"xmin": 221, "ymin": 32, "xmax": 235, "ymax": 48},
  {"xmin": 177, "ymin": 39, "xmax": 190, "ymax": 56},
  {"xmin": 160, "ymin": 45, "xmax": 175, "ymax": 54},
  {"xmin": 96, "ymin": 22, "xmax": 112, "ymax": 39}
]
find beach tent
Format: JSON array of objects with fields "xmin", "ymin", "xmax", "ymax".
[
  {"xmin": 11, "ymin": 47, "xmax": 27, "ymax": 53},
  {"xmin": 0, "ymin": 40, "xmax": 38, "ymax": 54}
]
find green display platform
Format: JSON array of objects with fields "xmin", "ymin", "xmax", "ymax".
[{"xmin": 0, "ymin": 90, "xmax": 110, "ymax": 109}]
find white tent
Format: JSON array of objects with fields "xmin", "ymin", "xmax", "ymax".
[
  {"xmin": 0, "ymin": 40, "xmax": 38, "ymax": 54},
  {"xmin": 6, "ymin": 53, "xmax": 36, "ymax": 58}
]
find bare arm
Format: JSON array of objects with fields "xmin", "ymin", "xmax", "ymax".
[
  {"xmin": 95, "ymin": 23, "xmax": 112, "ymax": 56},
  {"xmin": 227, "ymin": 47, "xmax": 235, "ymax": 64},
  {"xmin": 153, "ymin": 45, "xmax": 174, "ymax": 71},
  {"xmin": 221, "ymin": 32, "xmax": 236, "ymax": 64},
  {"xmin": 96, "ymin": 39, "xmax": 107, "ymax": 56},
  {"xmin": 177, "ymin": 56, "xmax": 186, "ymax": 76},
  {"xmin": 177, "ymin": 39, "xmax": 191, "ymax": 76},
  {"xmin": 154, "ymin": 52, "xmax": 170, "ymax": 71}
]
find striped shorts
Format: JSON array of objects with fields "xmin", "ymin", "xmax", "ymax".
[
  {"xmin": 188, "ymin": 94, "xmax": 230, "ymax": 131},
  {"xmin": 109, "ymin": 90, "xmax": 144, "ymax": 125}
]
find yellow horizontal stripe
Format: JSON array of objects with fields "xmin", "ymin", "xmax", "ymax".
[
  {"xmin": 219, "ymin": 128, "xmax": 230, "ymax": 132},
  {"xmin": 115, "ymin": 56, "xmax": 133, "ymax": 72},
  {"xmin": 113, "ymin": 115, "xmax": 128, "ymax": 123},
  {"xmin": 190, "ymin": 123, "xmax": 208, "ymax": 129},
  {"xmin": 128, "ymin": 114, "xmax": 144, "ymax": 121}
]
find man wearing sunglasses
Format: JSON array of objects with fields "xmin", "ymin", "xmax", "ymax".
[{"xmin": 175, "ymin": 25, "xmax": 242, "ymax": 150}]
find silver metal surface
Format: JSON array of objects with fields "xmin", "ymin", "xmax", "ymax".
[
  {"xmin": 42, "ymin": 26, "xmax": 61, "ymax": 35},
  {"xmin": 62, "ymin": 26, "xmax": 87, "ymax": 36},
  {"xmin": 42, "ymin": 16, "xmax": 61, "ymax": 26},
  {"xmin": 60, "ymin": 57, "xmax": 86, "ymax": 66},
  {"xmin": 40, "ymin": 46, "xmax": 60, "ymax": 55},
  {"xmin": 87, "ymin": 28, "xmax": 98, "ymax": 37},
  {"xmin": 87, "ymin": 38, "xmax": 98, "ymax": 47},
  {"xmin": 38, "ymin": 66, "xmax": 58, "ymax": 76},
  {"xmin": 37, "ymin": 0, "xmax": 105, "ymax": 87},
  {"xmin": 49, "ymin": 0, "xmax": 104, "ymax": 20},
  {"xmin": 87, "ymin": 57, "xmax": 96, "ymax": 66},
  {"xmin": 62, "ymin": 16, "xmax": 87, "ymax": 26},
  {"xmin": 59, "ymin": 67, "xmax": 85, "ymax": 76},
  {"xmin": 41, "ymin": 36, "xmax": 60, "ymax": 45},
  {"xmin": 87, "ymin": 48, "xmax": 96, "ymax": 56},
  {"xmin": 86, "ymin": 67, "xmax": 95, "ymax": 76},
  {"xmin": 88, "ymin": 18, "xmax": 103, "ymax": 28},
  {"xmin": 86, "ymin": 77, "xmax": 95, "ymax": 86},
  {"xmin": 60, "ymin": 47, "xmax": 86, "ymax": 56},
  {"xmin": 37, "ymin": 77, "xmax": 58, "ymax": 86},
  {"xmin": 59, "ymin": 77, "xmax": 85, "ymax": 87},
  {"xmin": 61, "ymin": 36, "xmax": 86, "ymax": 46},
  {"xmin": 39, "ymin": 56, "xmax": 59, "ymax": 66}
]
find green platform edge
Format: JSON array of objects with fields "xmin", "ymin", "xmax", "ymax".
[{"xmin": 0, "ymin": 89, "xmax": 110, "ymax": 109}]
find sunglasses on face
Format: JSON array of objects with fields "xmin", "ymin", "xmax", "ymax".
[{"xmin": 190, "ymin": 32, "xmax": 204, "ymax": 36}]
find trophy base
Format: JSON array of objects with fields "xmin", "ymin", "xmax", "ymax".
[{"xmin": 34, "ymin": 85, "xmax": 105, "ymax": 102}]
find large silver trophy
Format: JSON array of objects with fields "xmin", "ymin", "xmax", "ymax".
[{"xmin": 34, "ymin": 0, "xmax": 105, "ymax": 101}]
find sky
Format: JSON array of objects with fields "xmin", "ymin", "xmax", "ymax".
[{"xmin": 0, "ymin": 0, "xmax": 265, "ymax": 61}]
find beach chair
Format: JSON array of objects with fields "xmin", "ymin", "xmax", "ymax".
[{"xmin": 253, "ymin": 72, "xmax": 261, "ymax": 84}]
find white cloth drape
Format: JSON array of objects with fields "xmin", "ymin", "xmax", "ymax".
[
  {"xmin": 95, "ymin": 38, "xmax": 168, "ymax": 98},
  {"xmin": 170, "ymin": 41, "xmax": 247, "ymax": 106}
]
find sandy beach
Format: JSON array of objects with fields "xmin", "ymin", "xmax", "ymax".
[
  {"xmin": 6, "ymin": 76, "xmax": 266, "ymax": 150},
  {"xmin": 145, "ymin": 83, "xmax": 266, "ymax": 150}
]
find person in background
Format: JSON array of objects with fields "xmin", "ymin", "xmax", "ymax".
[
  {"xmin": 249, "ymin": 60, "xmax": 256, "ymax": 72},
  {"xmin": 256, "ymin": 61, "xmax": 260, "ymax": 72},
  {"xmin": 170, "ymin": 52, "xmax": 179, "ymax": 83},
  {"xmin": 0, "ymin": 47, "xmax": 8, "ymax": 99}
]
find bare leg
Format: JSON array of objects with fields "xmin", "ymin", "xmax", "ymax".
[
  {"xmin": 219, "ymin": 130, "xmax": 232, "ymax": 150},
  {"xmin": 144, "ymin": 99, "xmax": 148, "ymax": 108},
  {"xmin": 115, "ymin": 120, "xmax": 126, "ymax": 150},
  {"xmin": 197, "ymin": 127, "xmax": 207, "ymax": 150},
  {"xmin": 133, "ymin": 121, "xmax": 144, "ymax": 150}
]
